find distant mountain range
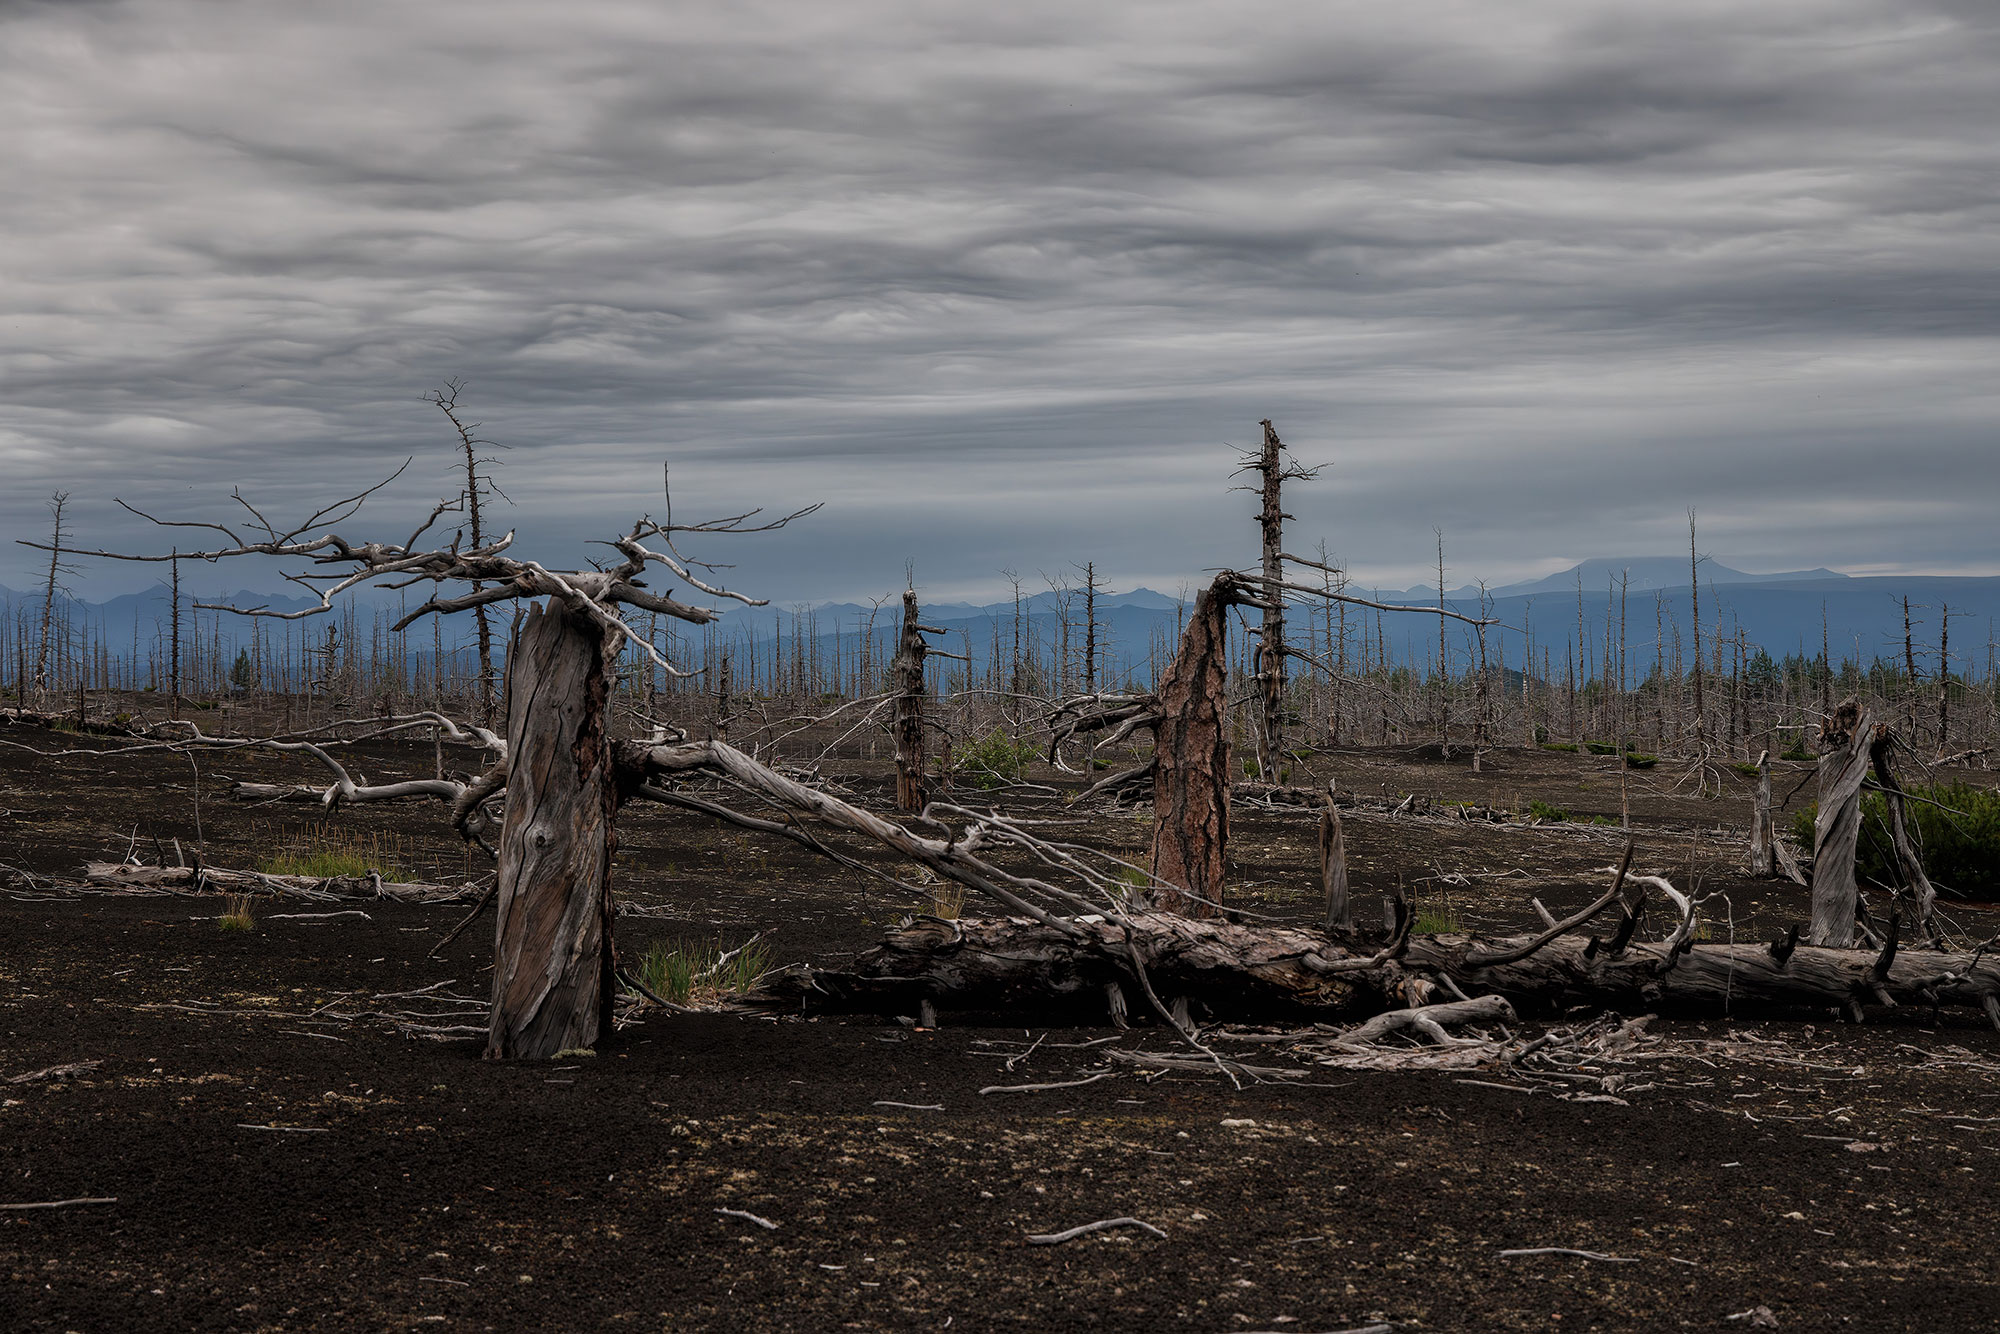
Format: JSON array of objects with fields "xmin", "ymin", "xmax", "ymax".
[{"xmin": 5, "ymin": 558, "xmax": 1997, "ymax": 685}]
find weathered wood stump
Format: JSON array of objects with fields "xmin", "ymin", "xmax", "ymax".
[{"xmin": 486, "ymin": 601, "xmax": 620, "ymax": 1060}]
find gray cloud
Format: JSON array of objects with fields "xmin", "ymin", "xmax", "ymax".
[{"xmin": 3, "ymin": 0, "xmax": 1996, "ymax": 605}]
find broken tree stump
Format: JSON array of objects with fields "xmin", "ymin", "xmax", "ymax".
[{"xmin": 486, "ymin": 601, "xmax": 620, "ymax": 1061}]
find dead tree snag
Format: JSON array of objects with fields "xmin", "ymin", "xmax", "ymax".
[
  {"xmin": 485, "ymin": 602, "xmax": 620, "ymax": 1059},
  {"xmin": 893, "ymin": 588, "xmax": 946, "ymax": 812},
  {"xmin": 1809, "ymin": 698, "xmax": 1874, "ymax": 948},
  {"xmin": 1149, "ymin": 574, "xmax": 1239, "ymax": 916}
]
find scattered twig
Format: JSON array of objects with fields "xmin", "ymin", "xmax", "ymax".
[
  {"xmin": 715, "ymin": 1207, "xmax": 779, "ymax": 1230},
  {"xmin": 1497, "ymin": 1247, "xmax": 1639, "ymax": 1263},
  {"xmin": 0, "ymin": 1197, "xmax": 117, "ymax": 1211},
  {"xmin": 980, "ymin": 1072, "xmax": 1116, "ymax": 1095},
  {"xmin": 1025, "ymin": 1216, "xmax": 1166, "ymax": 1245}
]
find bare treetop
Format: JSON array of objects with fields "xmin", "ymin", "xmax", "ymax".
[{"xmin": 18, "ymin": 466, "xmax": 821, "ymax": 680}]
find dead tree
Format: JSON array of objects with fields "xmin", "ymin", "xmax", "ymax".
[
  {"xmin": 1238, "ymin": 421, "xmax": 1318, "ymax": 780},
  {"xmin": 1808, "ymin": 698, "xmax": 1874, "ymax": 948},
  {"xmin": 33, "ymin": 492, "xmax": 73, "ymax": 698},
  {"xmin": 430, "ymin": 384, "xmax": 505, "ymax": 724},
  {"xmin": 892, "ymin": 588, "xmax": 947, "ymax": 812},
  {"xmin": 30, "ymin": 466, "xmax": 814, "ymax": 1059},
  {"xmin": 1149, "ymin": 574, "xmax": 1240, "ymax": 916},
  {"xmin": 1748, "ymin": 748, "xmax": 1776, "ymax": 877},
  {"xmin": 1867, "ymin": 730, "xmax": 1940, "ymax": 944}
]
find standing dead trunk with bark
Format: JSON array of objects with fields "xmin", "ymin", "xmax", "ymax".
[
  {"xmin": 486, "ymin": 602, "xmax": 620, "ymax": 1060},
  {"xmin": 1150, "ymin": 575, "xmax": 1239, "ymax": 918},
  {"xmin": 893, "ymin": 588, "xmax": 944, "ymax": 813},
  {"xmin": 1808, "ymin": 698, "xmax": 1874, "ymax": 948},
  {"xmin": 1254, "ymin": 421, "xmax": 1288, "ymax": 781}
]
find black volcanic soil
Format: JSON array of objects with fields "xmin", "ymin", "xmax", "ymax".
[{"xmin": 6, "ymin": 718, "xmax": 2000, "ymax": 1331}]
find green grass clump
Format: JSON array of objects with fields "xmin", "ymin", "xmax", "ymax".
[
  {"xmin": 1730, "ymin": 761, "xmax": 1763, "ymax": 778},
  {"xmin": 630, "ymin": 938, "xmax": 774, "ymax": 1006},
  {"xmin": 1624, "ymin": 752, "xmax": 1658, "ymax": 770},
  {"xmin": 259, "ymin": 824, "xmax": 415, "ymax": 880},
  {"xmin": 1525, "ymin": 799, "xmax": 1569, "ymax": 822},
  {"xmin": 1539, "ymin": 742, "xmax": 1579, "ymax": 754},
  {"xmin": 1792, "ymin": 782, "xmax": 2000, "ymax": 900},
  {"xmin": 1414, "ymin": 905, "xmax": 1463, "ymax": 934},
  {"xmin": 954, "ymin": 728, "xmax": 1038, "ymax": 789},
  {"xmin": 218, "ymin": 894, "xmax": 256, "ymax": 932},
  {"xmin": 1584, "ymin": 741, "xmax": 1619, "ymax": 756},
  {"xmin": 1780, "ymin": 744, "xmax": 1814, "ymax": 762}
]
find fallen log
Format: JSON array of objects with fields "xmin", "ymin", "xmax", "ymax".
[
  {"xmin": 752, "ymin": 911, "xmax": 2000, "ymax": 1029},
  {"xmin": 754, "ymin": 911, "xmax": 1368, "ymax": 1022},
  {"xmin": 82, "ymin": 861, "xmax": 477, "ymax": 902}
]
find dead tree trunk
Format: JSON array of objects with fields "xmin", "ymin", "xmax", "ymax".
[
  {"xmin": 486, "ymin": 601, "xmax": 619, "ymax": 1060},
  {"xmin": 1808, "ymin": 698, "xmax": 1874, "ymax": 948},
  {"xmin": 893, "ymin": 588, "xmax": 942, "ymax": 812},
  {"xmin": 768, "ymin": 911, "xmax": 2000, "ymax": 1029},
  {"xmin": 1254, "ymin": 420, "xmax": 1288, "ymax": 780},
  {"xmin": 1319, "ymin": 794, "xmax": 1350, "ymax": 934},
  {"xmin": 1749, "ymin": 748, "xmax": 1775, "ymax": 877},
  {"xmin": 1150, "ymin": 575, "xmax": 1237, "ymax": 917},
  {"xmin": 1868, "ymin": 732, "xmax": 1939, "ymax": 942}
]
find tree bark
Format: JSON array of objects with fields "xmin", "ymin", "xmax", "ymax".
[
  {"xmin": 1150, "ymin": 576, "xmax": 1237, "ymax": 917},
  {"xmin": 893, "ymin": 589, "xmax": 938, "ymax": 812},
  {"xmin": 1255, "ymin": 420, "xmax": 1287, "ymax": 780},
  {"xmin": 1808, "ymin": 699, "xmax": 1874, "ymax": 948},
  {"xmin": 486, "ymin": 601, "xmax": 619, "ymax": 1060}
]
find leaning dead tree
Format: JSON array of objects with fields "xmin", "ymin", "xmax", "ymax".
[
  {"xmin": 31, "ymin": 466, "xmax": 815, "ymax": 1059},
  {"xmin": 1049, "ymin": 424, "xmax": 1500, "ymax": 923}
]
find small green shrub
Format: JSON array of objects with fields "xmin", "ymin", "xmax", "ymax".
[
  {"xmin": 1730, "ymin": 761, "xmax": 1762, "ymax": 778},
  {"xmin": 1623, "ymin": 752, "xmax": 1658, "ymax": 770},
  {"xmin": 954, "ymin": 729, "xmax": 1037, "ymax": 789},
  {"xmin": 1780, "ymin": 743, "xmax": 1814, "ymax": 762},
  {"xmin": 1793, "ymin": 782, "xmax": 2000, "ymax": 900},
  {"xmin": 1525, "ymin": 800, "xmax": 1569, "ymax": 822},
  {"xmin": 1584, "ymin": 741, "xmax": 1619, "ymax": 756},
  {"xmin": 1540, "ymin": 742, "xmax": 1578, "ymax": 754}
]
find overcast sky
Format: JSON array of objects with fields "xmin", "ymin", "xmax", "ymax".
[{"xmin": 4, "ymin": 0, "xmax": 1996, "ymax": 606}]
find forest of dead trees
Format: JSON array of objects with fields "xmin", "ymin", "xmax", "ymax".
[{"xmin": 7, "ymin": 567, "xmax": 1999, "ymax": 774}]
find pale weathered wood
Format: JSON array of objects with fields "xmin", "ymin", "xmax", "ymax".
[
  {"xmin": 1749, "ymin": 749, "xmax": 1775, "ymax": 877},
  {"xmin": 1319, "ymin": 797, "xmax": 1350, "ymax": 934},
  {"xmin": 1868, "ymin": 734, "xmax": 1939, "ymax": 940},
  {"xmin": 486, "ymin": 601, "xmax": 619, "ymax": 1060},
  {"xmin": 1809, "ymin": 699, "xmax": 1875, "ymax": 947},
  {"xmin": 761, "ymin": 912, "xmax": 2000, "ymax": 1027}
]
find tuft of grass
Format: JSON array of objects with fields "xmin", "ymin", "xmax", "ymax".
[
  {"xmin": 928, "ymin": 884, "xmax": 967, "ymax": 920},
  {"xmin": 218, "ymin": 894, "xmax": 256, "ymax": 932},
  {"xmin": 1623, "ymin": 752, "xmax": 1658, "ymax": 770},
  {"xmin": 1414, "ymin": 905, "xmax": 1463, "ymax": 934},
  {"xmin": 1525, "ymin": 799, "xmax": 1569, "ymax": 823},
  {"xmin": 630, "ymin": 937, "xmax": 774, "ymax": 1006},
  {"xmin": 1584, "ymin": 741, "xmax": 1619, "ymax": 756},
  {"xmin": 1539, "ymin": 742, "xmax": 1579, "ymax": 754},
  {"xmin": 259, "ymin": 824, "xmax": 415, "ymax": 880}
]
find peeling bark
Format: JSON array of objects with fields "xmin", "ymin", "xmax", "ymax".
[
  {"xmin": 486, "ymin": 601, "xmax": 619, "ymax": 1060},
  {"xmin": 1149, "ymin": 577, "xmax": 1237, "ymax": 917}
]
